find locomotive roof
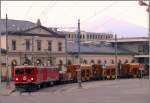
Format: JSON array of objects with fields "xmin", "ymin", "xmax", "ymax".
[{"xmin": 14, "ymin": 65, "xmax": 58, "ymax": 68}]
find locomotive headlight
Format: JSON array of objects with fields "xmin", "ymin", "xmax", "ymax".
[
  {"xmin": 31, "ymin": 77, "xmax": 34, "ymax": 81},
  {"xmin": 23, "ymin": 76, "xmax": 27, "ymax": 81},
  {"xmin": 16, "ymin": 78, "xmax": 18, "ymax": 81}
]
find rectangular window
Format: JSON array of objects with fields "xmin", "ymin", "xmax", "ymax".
[
  {"xmin": 68, "ymin": 34, "xmax": 70, "ymax": 38},
  {"xmin": 58, "ymin": 42, "xmax": 62, "ymax": 51},
  {"xmin": 37, "ymin": 40, "xmax": 41, "ymax": 51},
  {"xmin": 12, "ymin": 40, "xmax": 16, "ymax": 50},
  {"xmin": 26, "ymin": 39, "xmax": 30, "ymax": 51},
  {"xmin": 138, "ymin": 45, "xmax": 144, "ymax": 53},
  {"xmin": 48, "ymin": 41, "xmax": 52, "ymax": 51},
  {"xmin": 144, "ymin": 44, "xmax": 149, "ymax": 53},
  {"xmin": 87, "ymin": 34, "xmax": 89, "ymax": 39}
]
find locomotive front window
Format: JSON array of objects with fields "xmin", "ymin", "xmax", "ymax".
[
  {"xmin": 25, "ymin": 68, "xmax": 33, "ymax": 74},
  {"xmin": 15, "ymin": 69, "xmax": 24, "ymax": 75}
]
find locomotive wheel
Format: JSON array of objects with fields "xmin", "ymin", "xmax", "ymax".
[
  {"xmin": 40, "ymin": 83, "xmax": 45, "ymax": 88},
  {"xmin": 50, "ymin": 81, "xmax": 54, "ymax": 86}
]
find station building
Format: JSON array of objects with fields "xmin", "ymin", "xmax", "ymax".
[{"xmin": 0, "ymin": 19, "xmax": 147, "ymax": 79}]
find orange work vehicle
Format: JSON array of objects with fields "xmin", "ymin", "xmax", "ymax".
[
  {"xmin": 106, "ymin": 64, "xmax": 116, "ymax": 80},
  {"xmin": 92, "ymin": 64, "xmax": 102, "ymax": 80},
  {"xmin": 120, "ymin": 63, "xmax": 140, "ymax": 78},
  {"xmin": 80, "ymin": 64, "xmax": 93, "ymax": 82},
  {"xmin": 66, "ymin": 65, "xmax": 77, "ymax": 82}
]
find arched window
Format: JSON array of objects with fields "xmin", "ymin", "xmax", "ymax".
[
  {"xmin": 104, "ymin": 60, "xmax": 107, "ymax": 64},
  {"xmin": 47, "ymin": 58, "xmax": 53, "ymax": 65},
  {"xmin": 36, "ymin": 59, "xmax": 42, "ymax": 65},
  {"xmin": 59, "ymin": 60, "xmax": 63, "ymax": 65},
  {"xmin": 97, "ymin": 60, "xmax": 101, "ymax": 64},
  {"xmin": 124, "ymin": 59, "xmax": 128, "ymax": 64},
  {"xmin": 111, "ymin": 59, "xmax": 114, "ymax": 64},
  {"xmin": 80, "ymin": 35, "xmax": 82, "ymax": 39},
  {"xmin": 83, "ymin": 60, "xmax": 87, "ymax": 64},
  {"xmin": 91, "ymin": 60, "xmax": 95, "ymax": 64},
  {"xmin": 87, "ymin": 34, "xmax": 89, "ymax": 39},
  {"xmin": 68, "ymin": 60, "xmax": 72, "ymax": 65},
  {"xmin": 90, "ymin": 34, "xmax": 92, "ymax": 39},
  {"xmin": 68, "ymin": 34, "xmax": 70, "ymax": 38},
  {"xmin": 131, "ymin": 59, "xmax": 135, "ymax": 63},
  {"xmin": 24, "ymin": 55, "xmax": 31, "ymax": 65},
  {"xmin": 118, "ymin": 59, "xmax": 122, "ymax": 64},
  {"xmin": 83, "ymin": 35, "xmax": 85, "ymax": 39},
  {"xmin": 11, "ymin": 60, "xmax": 17, "ymax": 67}
]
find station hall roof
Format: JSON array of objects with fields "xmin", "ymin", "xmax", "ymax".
[
  {"xmin": 67, "ymin": 42, "xmax": 136, "ymax": 55},
  {"xmin": 0, "ymin": 19, "xmax": 36, "ymax": 32}
]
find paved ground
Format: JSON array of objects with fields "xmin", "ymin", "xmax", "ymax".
[
  {"xmin": 0, "ymin": 79, "xmax": 149, "ymax": 103},
  {"xmin": 0, "ymin": 82, "xmax": 15, "ymax": 96}
]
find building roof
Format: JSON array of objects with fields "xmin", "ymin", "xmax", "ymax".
[
  {"xmin": 0, "ymin": 19, "xmax": 65, "ymax": 38},
  {"xmin": 108, "ymin": 37, "xmax": 148, "ymax": 43},
  {"xmin": 7, "ymin": 31, "xmax": 65, "ymax": 38},
  {"xmin": 0, "ymin": 19, "xmax": 36, "ymax": 32},
  {"xmin": 67, "ymin": 42, "xmax": 136, "ymax": 55}
]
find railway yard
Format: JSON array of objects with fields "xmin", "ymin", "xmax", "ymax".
[{"xmin": 0, "ymin": 79, "xmax": 149, "ymax": 103}]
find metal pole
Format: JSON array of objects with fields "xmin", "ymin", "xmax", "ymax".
[
  {"xmin": 0, "ymin": 0, "xmax": 2, "ymax": 85},
  {"xmin": 6, "ymin": 14, "xmax": 9, "ymax": 85},
  {"xmin": 148, "ymin": 0, "xmax": 150, "ymax": 94},
  {"xmin": 115, "ymin": 34, "xmax": 118, "ymax": 79},
  {"xmin": 65, "ymin": 34, "xmax": 68, "ymax": 65},
  {"xmin": 77, "ymin": 19, "xmax": 82, "ymax": 88},
  {"xmin": 32, "ymin": 35, "xmax": 34, "ymax": 65}
]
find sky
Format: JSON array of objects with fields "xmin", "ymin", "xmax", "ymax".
[{"xmin": 1, "ymin": 1, "xmax": 149, "ymax": 37}]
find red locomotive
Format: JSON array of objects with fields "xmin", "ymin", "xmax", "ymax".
[{"xmin": 13, "ymin": 65, "xmax": 60, "ymax": 91}]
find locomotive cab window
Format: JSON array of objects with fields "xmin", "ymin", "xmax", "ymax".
[
  {"xmin": 106, "ymin": 69, "xmax": 110, "ymax": 75},
  {"xmin": 25, "ymin": 68, "xmax": 33, "ymax": 75},
  {"xmin": 15, "ymin": 69, "xmax": 24, "ymax": 75},
  {"xmin": 112, "ymin": 69, "xmax": 115, "ymax": 75},
  {"xmin": 86, "ymin": 69, "xmax": 90, "ymax": 77},
  {"xmin": 81, "ymin": 70, "xmax": 85, "ymax": 77}
]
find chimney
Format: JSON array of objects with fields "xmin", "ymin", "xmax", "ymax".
[{"xmin": 37, "ymin": 19, "xmax": 41, "ymax": 26}]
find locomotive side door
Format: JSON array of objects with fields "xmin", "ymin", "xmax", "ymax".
[{"xmin": 42, "ymin": 67, "xmax": 47, "ymax": 81}]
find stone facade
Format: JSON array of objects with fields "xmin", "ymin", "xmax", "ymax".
[{"xmin": 0, "ymin": 19, "xmax": 138, "ymax": 80}]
